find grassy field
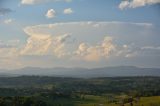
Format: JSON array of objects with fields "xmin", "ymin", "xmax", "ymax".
[
  {"xmin": 138, "ymin": 96, "xmax": 160, "ymax": 106},
  {"xmin": 74, "ymin": 95, "xmax": 160, "ymax": 106}
]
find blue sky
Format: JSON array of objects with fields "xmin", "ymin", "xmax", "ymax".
[
  {"xmin": 2, "ymin": 0, "xmax": 160, "ymax": 23},
  {"xmin": 0, "ymin": 0, "xmax": 160, "ymax": 69}
]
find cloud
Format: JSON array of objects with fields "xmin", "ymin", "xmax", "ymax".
[
  {"xmin": 0, "ymin": 19, "xmax": 158, "ymax": 69},
  {"xmin": 20, "ymin": 32, "xmax": 71, "ymax": 58},
  {"xmin": 0, "ymin": 21, "xmax": 158, "ymax": 69},
  {"xmin": 119, "ymin": 0, "xmax": 160, "ymax": 9},
  {"xmin": 45, "ymin": 9, "xmax": 56, "ymax": 18},
  {"xmin": 74, "ymin": 37, "xmax": 115, "ymax": 61},
  {"xmin": 4, "ymin": 19, "xmax": 13, "ymax": 24},
  {"xmin": 21, "ymin": 0, "xmax": 72, "ymax": 5},
  {"xmin": 115, "ymin": 43, "xmax": 137, "ymax": 58},
  {"xmin": 119, "ymin": 1, "xmax": 130, "ymax": 10},
  {"xmin": 140, "ymin": 46, "xmax": 160, "ymax": 56},
  {"xmin": 63, "ymin": 8, "xmax": 73, "ymax": 14},
  {"xmin": 21, "ymin": 19, "xmax": 155, "ymax": 68},
  {"xmin": 0, "ymin": 40, "xmax": 22, "ymax": 69},
  {"xmin": 0, "ymin": 43, "xmax": 13, "ymax": 49},
  {"xmin": 23, "ymin": 21, "xmax": 153, "ymax": 37},
  {"xmin": 0, "ymin": 8, "xmax": 12, "ymax": 16},
  {"xmin": 141, "ymin": 46, "xmax": 160, "ymax": 50},
  {"xmin": 0, "ymin": 40, "xmax": 20, "ymax": 61},
  {"xmin": 0, "ymin": 40, "xmax": 20, "ymax": 68},
  {"xmin": 116, "ymin": 43, "xmax": 160, "ymax": 58},
  {"xmin": 22, "ymin": 22, "xmax": 122, "ymax": 60},
  {"xmin": 20, "ymin": 35, "xmax": 52, "ymax": 55},
  {"xmin": 0, "ymin": 40, "xmax": 20, "ymax": 48},
  {"xmin": 22, "ymin": 21, "xmax": 154, "ymax": 60},
  {"xmin": 0, "ymin": 48, "xmax": 19, "ymax": 58},
  {"xmin": 74, "ymin": 43, "xmax": 100, "ymax": 61}
]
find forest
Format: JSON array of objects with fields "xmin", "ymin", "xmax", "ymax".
[{"xmin": 0, "ymin": 76, "xmax": 160, "ymax": 106}]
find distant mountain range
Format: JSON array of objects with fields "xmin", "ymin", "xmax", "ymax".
[{"xmin": 0, "ymin": 66, "xmax": 160, "ymax": 78}]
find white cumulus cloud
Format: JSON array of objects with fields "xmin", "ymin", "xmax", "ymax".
[
  {"xmin": 119, "ymin": 0, "xmax": 160, "ymax": 9},
  {"xmin": 74, "ymin": 37, "xmax": 115, "ymax": 61},
  {"xmin": 20, "ymin": 33, "xmax": 71, "ymax": 58},
  {"xmin": 46, "ymin": 9, "xmax": 56, "ymax": 18},
  {"xmin": 63, "ymin": 8, "xmax": 73, "ymax": 14}
]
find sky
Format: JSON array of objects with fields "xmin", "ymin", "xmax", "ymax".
[{"xmin": 0, "ymin": 0, "xmax": 160, "ymax": 69}]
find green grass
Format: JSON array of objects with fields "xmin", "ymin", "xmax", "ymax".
[
  {"xmin": 74, "ymin": 95, "xmax": 160, "ymax": 106},
  {"xmin": 74, "ymin": 95, "xmax": 117, "ymax": 106},
  {"xmin": 139, "ymin": 96, "xmax": 160, "ymax": 106}
]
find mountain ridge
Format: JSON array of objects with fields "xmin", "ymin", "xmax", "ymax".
[{"xmin": 0, "ymin": 66, "xmax": 160, "ymax": 78}]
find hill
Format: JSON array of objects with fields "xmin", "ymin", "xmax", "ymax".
[{"xmin": 0, "ymin": 66, "xmax": 160, "ymax": 78}]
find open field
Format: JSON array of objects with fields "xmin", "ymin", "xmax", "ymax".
[
  {"xmin": 75, "ymin": 95, "xmax": 160, "ymax": 106},
  {"xmin": 1, "ymin": 95, "xmax": 160, "ymax": 106}
]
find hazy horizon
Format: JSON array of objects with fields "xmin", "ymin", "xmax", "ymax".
[{"xmin": 1, "ymin": 65, "xmax": 160, "ymax": 71}]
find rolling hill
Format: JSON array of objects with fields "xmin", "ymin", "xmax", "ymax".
[{"xmin": 0, "ymin": 66, "xmax": 160, "ymax": 78}]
